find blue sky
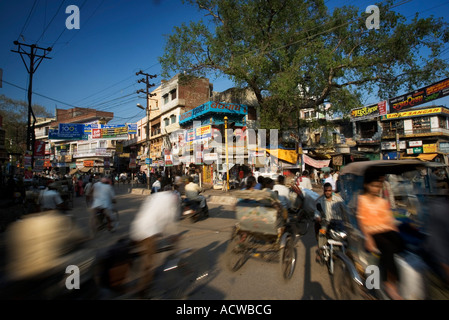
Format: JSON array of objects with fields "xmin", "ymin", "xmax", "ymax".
[{"xmin": 1, "ymin": 0, "xmax": 449, "ymax": 125}]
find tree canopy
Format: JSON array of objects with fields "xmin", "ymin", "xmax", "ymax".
[
  {"xmin": 159, "ymin": 0, "xmax": 449, "ymax": 129},
  {"xmin": 0, "ymin": 95, "xmax": 52, "ymax": 154}
]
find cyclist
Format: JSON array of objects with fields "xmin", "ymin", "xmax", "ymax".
[{"xmin": 91, "ymin": 177, "xmax": 117, "ymax": 232}]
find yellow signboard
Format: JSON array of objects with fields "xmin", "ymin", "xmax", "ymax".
[
  {"xmin": 384, "ymin": 107, "xmax": 442, "ymax": 119},
  {"xmin": 423, "ymin": 144, "xmax": 437, "ymax": 153}
]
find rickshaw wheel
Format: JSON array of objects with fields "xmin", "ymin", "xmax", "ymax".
[
  {"xmin": 332, "ymin": 258, "xmax": 364, "ymax": 300},
  {"xmin": 280, "ymin": 235, "xmax": 296, "ymax": 281},
  {"xmin": 224, "ymin": 233, "xmax": 249, "ymax": 272}
]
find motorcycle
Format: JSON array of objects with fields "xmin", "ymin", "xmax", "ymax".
[
  {"xmin": 95, "ymin": 235, "xmax": 211, "ymax": 299},
  {"xmin": 181, "ymin": 197, "xmax": 209, "ymax": 223},
  {"xmin": 315, "ymin": 203, "xmax": 347, "ymax": 275}
]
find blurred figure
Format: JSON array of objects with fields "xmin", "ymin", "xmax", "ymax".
[
  {"xmin": 151, "ymin": 175, "xmax": 162, "ymax": 193},
  {"xmin": 422, "ymin": 196, "xmax": 449, "ymax": 299},
  {"xmin": 129, "ymin": 190, "xmax": 181, "ymax": 298},
  {"xmin": 84, "ymin": 178, "xmax": 94, "ymax": 207},
  {"xmin": 91, "ymin": 177, "xmax": 116, "ymax": 232},
  {"xmin": 297, "ymin": 170, "xmax": 313, "ymax": 190},
  {"xmin": 185, "ymin": 176, "xmax": 207, "ymax": 210},
  {"xmin": 242, "ymin": 175, "xmax": 257, "ymax": 190},
  {"xmin": 357, "ymin": 174, "xmax": 404, "ymax": 300},
  {"xmin": 262, "ymin": 177, "xmax": 275, "ymax": 190},
  {"xmin": 254, "ymin": 175, "xmax": 264, "ymax": 190},
  {"xmin": 323, "ymin": 172, "xmax": 336, "ymax": 192},
  {"xmin": 38, "ymin": 182, "xmax": 66, "ymax": 212},
  {"xmin": 379, "ymin": 175, "xmax": 396, "ymax": 209},
  {"xmin": 272, "ymin": 175, "xmax": 291, "ymax": 211},
  {"xmin": 4, "ymin": 210, "xmax": 87, "ymax": 298}
]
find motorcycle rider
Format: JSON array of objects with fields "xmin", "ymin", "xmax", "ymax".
[
  {"xmin": 91, "ymin": 177, "xmax": 117, "ymax": 232},
  {"xmin": 184, "ymin": 175, "xmax": 208, "ymax": 216},
  {"xmin": 314, "ymin": 182, "xmax": 345, "ymax": 262},
  {"xmin": 129, "ymin": 188, "xmax": 181, "ymax": 298}
]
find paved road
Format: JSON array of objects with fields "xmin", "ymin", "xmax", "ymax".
[{"xmin": 1, "ymin": 183, "xmax": 336, "ymax": 300}]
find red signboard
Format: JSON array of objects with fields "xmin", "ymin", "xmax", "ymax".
[{"xmin": 34, "ymin": 141, "xmax": 46, "ymax": 157}]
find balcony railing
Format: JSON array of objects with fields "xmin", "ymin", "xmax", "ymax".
[{"xmin": 382, "ymin": 127, "xmax": 449, "ymax": 138}]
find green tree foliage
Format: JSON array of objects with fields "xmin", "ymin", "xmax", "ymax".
[
  {"xmin": 0, "ymin": 94, "xmax": 52, "ymax": 154},
  {"xmin": 159, "ymin": 0, "xmax": 449, "ymax": 128}
]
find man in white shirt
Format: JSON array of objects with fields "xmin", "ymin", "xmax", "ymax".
[
  {"xmin": 39, "ymin": 182, "xmax": 65, "ymax": 211},
  {"xmin": 272, "ymin": 175, "xmax": 291, "ymax": 210},
  {"xmin": 323, "ymin": 172, "xmax": 336, "ymax": 192},
  {"xmin": 184, "ymin": 176, "xmax": 206, "ymax": 208},
  {"xmin": 151, "ymin": 176, "xmax": 162, "ymax": 193},
  {"xmin": 298, "ymin": 170, "xmax": 313, "ymax": 190},
  {"xmin": 91, "ymin": 177, "xmax": 116, "ymax": 231},
  {"xmin": 129, "ymin": 190, "xmax": 180, "ymax": 297}
]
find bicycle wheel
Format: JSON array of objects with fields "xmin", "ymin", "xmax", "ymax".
[
  {"xmin": 224, "ymin": 233, "xmax": 249, "ymax": 272},
  {"xmin": 297, "ymin": 209, "xmax": 310, "ymax": 236},
  {"xmin": 280, "ymin": 235, "xmax": 297, "ymax": 281},
  {"xmin": 110, "ymin": 209, "xmax": 119, "ymax": 231}
]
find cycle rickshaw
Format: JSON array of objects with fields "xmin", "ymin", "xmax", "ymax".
[
  {"xmin": 331, "ymin": 159, "xmax": 449, "ymax": 300},
  {"xmin": 224, "ymin": 189, "xmax": 299, "ymax": 280}
]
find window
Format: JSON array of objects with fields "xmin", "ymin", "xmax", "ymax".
[
  {"xmin": 438, "ymin": 116, "xmax": 447, "ymax": 129},
  {"xmin": 170, "ymin": 114, "xmax": 176, "ymax": 124},
  {"xmin": 163, "ymin": 94, "xmax": 169, "ymax": 104},
  {"xmin": 170, "ymin": 89, "xmax": 177, "ymax": 100},
  {"xmin": 164, "ymin": 118, "xmax": 169, "ymax": 126},
  {"xmin": 138, "ymin": 129, "xmax": 141, "ymax": 137},
  {"xmin": 413, "ymin": 117, "xmax": 430, "ymax": 130}
]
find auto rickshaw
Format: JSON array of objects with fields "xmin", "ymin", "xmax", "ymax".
[{"xmin": 332, "ymin": 160, "xmax": 449, "ymax": 300}]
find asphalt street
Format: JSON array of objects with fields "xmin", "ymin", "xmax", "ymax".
[{"xmin": 1, "ymin": 183, "xmax": 336, "ymax": 300}]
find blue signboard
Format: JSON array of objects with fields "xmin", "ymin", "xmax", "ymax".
[
  {"xmin": 48, "ymin": 128, "xmax": 88, "ymax": 140},
  {"xmin": 179, "ymin": 101, "xmax": 248, "ymax": 125},
  {"xmin": 128, "ymin": 124, "xmax": 137, "ymax": 134}
]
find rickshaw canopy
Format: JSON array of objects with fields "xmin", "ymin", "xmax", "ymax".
[{"xmin": 340, "ymin": 160, "xmax": 428, "ymax": 177}]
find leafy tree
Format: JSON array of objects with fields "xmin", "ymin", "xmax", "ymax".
[
  {"xmin": 159, "ymin": 0, "xmax": 449, "ymax": 129},
  {"xmin": 0, "ymin": 94, "xmax": 52, "ymax": 154}
]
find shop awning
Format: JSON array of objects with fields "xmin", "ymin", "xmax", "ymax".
[
  {"xmin": 250, "ymin": 147, "xmax": 299, "ymax": 164},
  {"xmin": 400, "ymin": 153, "xmax": 438, "ymax": 161},
  {"xmin": 303, "ymin": 154, "xmax": 331, "ymax": 168},
  {"xmin": 69, "ymin": 168, "xmax": 79, "ymax": 175},
  {"xmin": 266, "ymin": 148, "xmax": 298, "ymax": 164},
  {"xmin": 80, "ymin": 167, "xmax": 92, "ymax": 173},
  {"xmin": 417, "ymin": 153, "xmax": 438, "ymax": 161}
]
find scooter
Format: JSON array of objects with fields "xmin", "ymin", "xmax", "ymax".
[{"xmin": 181, "ymin": 197, "xmax": 209, "ymax": 223}]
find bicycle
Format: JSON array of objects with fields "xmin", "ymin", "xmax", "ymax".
[{"xmin": 89, "ymin": 207, "xmax": 119, "ymax": 238}]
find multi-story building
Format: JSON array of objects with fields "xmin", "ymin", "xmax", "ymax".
[
  {"xmin": 380, "ymin": 105, "xmax": 449, "ymax": 162},
  {"xmin": 129, "ymin": 74, "xmax": 214, "ymax": 175},
  {"xmin": 46, "ymin": 107, "xmax": 115, "ymax": 175}
]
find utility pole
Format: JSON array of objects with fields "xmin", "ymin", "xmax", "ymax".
[
  {"xmin": 11, "ymin": 41, "xmax": 52, "ymax": 169},
  {"xmin": 136, "ymin": 70, "xmax": 157, "ymax": 189}
]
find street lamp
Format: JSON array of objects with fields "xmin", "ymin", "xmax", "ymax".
[{"xmin": 224, "ymin": 116, "xmax": 230, "ymax": 192}]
